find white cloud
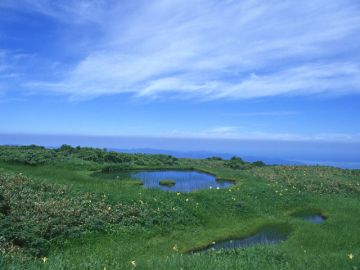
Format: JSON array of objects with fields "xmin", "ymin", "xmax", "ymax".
[
  {"xmin": 206, "ymin": 126, "xmax": 240, "ymax": 136},
  {"xmin": 165, "ymin": 128, "xmax": 360, "ymax": 142},
  {"xmin": 222, "ymin": 111, "xmax": 297, "ymax": 117},
  {"xmin": 206, "ymin": 63, "xmax": 360, "ymax": 100},
  {"xmin": 0, "ymin": 0, "xmax": 113, "ymax": 24},
  {"xmin": 3, "ymin": 0, "xmax": 360, "ymax": 100}
]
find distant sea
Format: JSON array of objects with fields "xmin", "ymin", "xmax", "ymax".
[{"xmin": 1, "ymin": 133, "xmax": 360, "ymax": 169}]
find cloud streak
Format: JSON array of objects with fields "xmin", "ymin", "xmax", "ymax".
[
  {"xmin": 0, "ymin": 0, "xmax": 114, "ymax": 24},
  {"xmin": 2, "ymin": 0, "xmax": 360, "ymax": 100},
  {"xmin": 223, "ymin": 111, "xmax": 297, "ymax": 117},
  {"xmin": 167, "ymin": 128, "xmax": 360, "ymax": 142}
]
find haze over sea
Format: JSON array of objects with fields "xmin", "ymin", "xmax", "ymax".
[{"xmin": 1, "ymin": 133, "xmax": 359, "ymax": 169}]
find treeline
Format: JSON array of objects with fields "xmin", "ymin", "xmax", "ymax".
[
  {"xmin": 0, "ymin": 145, "xmax": 178, "ymax": 167},
  {"xmin": 0, "ymin": 145, "xmax": 265, "ymax": 169}
]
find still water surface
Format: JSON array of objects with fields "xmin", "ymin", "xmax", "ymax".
[
  {"xmin": 194, "ymin": 227, "xmax": 288, "ymax": 252},
  {"xmin": 302, "ymin": 214, "xmax": 326, "ymax": 224},
  {"xmin": 131, "ymin": 170, "xmax": 234, "ymax": 192}
]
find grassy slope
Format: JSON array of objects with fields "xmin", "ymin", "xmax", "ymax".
[{"xmin": 0, "ymin": 158, "xmax": 359, "ymax": 270}]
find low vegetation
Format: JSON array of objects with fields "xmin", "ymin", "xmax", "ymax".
[
  {"xmin": 0, "ymin": 145, "xmax": 179, "ymax": 168},
  {"xmin": 159, "ymin": 179, "xmax": 176, "ymax": 187},
  {"xmin": 0, "ymin": 145, "xmax": 359, "ymax": 269}
]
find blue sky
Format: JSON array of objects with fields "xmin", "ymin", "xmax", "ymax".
[{"xmin": 1, "ymin": 0, "xmax": 360, "ymax": 143}]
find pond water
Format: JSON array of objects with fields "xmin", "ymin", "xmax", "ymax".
[
  {"xmin": 131, "ymin": 170, "xmax": 234, "ymax": 192},
  {"xmin": 193, "ymin": 227, "xmax": 288, "ymax": 252},
  {"xmin": 302, "ymin": 214, "xmax": 326, "ymax": 224}
]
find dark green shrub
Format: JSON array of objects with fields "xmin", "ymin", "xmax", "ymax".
[
  {"xmin": 224, "ymin": 156, "xmax": 248, "ymax": 169},
  {"xmin": 0, "ymin": 193, "xmax": 10, "ymax": 215},
  {"xmin": 252, "ymin": 161, "xmax": 266, "ymax": 167},
  {"xmin": 206, "ymin": 156, "xmax": 223, "ymax": 161}
]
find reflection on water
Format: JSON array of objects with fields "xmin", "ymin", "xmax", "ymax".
[
  {"xmin": 131, "ymin": 170, "xmax": 234, "ymax": 192},
  {"xmin": 194, "ymin": 227, "xmax": 288, "ymax": 252}
]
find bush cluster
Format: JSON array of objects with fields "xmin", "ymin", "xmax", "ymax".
[
  {"xmin": 0, "ymin": 171, "xmax": 199, "ymax": 258},
  {"xmin": 0, "ymin": 145, "xmax": 178, "ymax": 167},
  {"xmin": 223, "ymin": 156, "xmax": 265, "ymax": 169}
]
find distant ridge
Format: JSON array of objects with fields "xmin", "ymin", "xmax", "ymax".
[{"xmin": 109, "ymin": 148, "xmax": 303, "ymax": 165}]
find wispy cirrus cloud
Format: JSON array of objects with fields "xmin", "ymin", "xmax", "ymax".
[
  {"xmin": 0, "ymin": 0, "xmax": 114, "ymax": 24},
  {"xmin": 222, "ymin": 111, "xmax": 297, "ymax": 117},
  {"xmin": 167, "ymin": 127, "xmax": 360, "ymax": 142},
  {"xmin": 0, "ymin": 49, "xmax": 31, "ymax": 92},
  {"xmin": 2, "ymin": 0, "xmax": 360, "ymax": 100},
  {"xmin": 0, "ymin": 50, "xmax": 16, "ymax": 95}
]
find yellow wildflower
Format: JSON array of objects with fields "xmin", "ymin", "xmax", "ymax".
[
  {"xmin": 42, "ymin": 257, "xmax": 48, "ymax": 263},
  {"xmin": 348, "ymin": 253, "xmax": 354, "ymax": 260}
]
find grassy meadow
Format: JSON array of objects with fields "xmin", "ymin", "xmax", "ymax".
[{"xmin": 0, "ymin": 145, "xmax": 359, "ymax": 269}]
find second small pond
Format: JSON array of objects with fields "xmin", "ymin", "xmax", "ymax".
[
  {"xmin": 301, "ymin": 214, "xmax": 326, "ymax": 224},
  {"xmin": 192, "ymin": 226, "xmax": 288, "ymax": 253}
]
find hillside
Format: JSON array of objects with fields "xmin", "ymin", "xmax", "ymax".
[{"xmin": 0, "ymin": 145, "xmax": 359, "ymax": 269}]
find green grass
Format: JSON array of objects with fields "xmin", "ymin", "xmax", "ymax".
[
  {"xmin": 159, "ymin": 179, "xmax": 176, "ymax": 187},
  {"xmin": 0, "ymin": 146, "xmax": 359, "ymax": 269}
]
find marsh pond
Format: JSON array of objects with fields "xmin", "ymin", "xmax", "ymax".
[
  {"xmin": 96, "ymin": 170, "xmax": 234, "ymax": 192},
  {"xmin": 192, "ymin": 226, "xmax": 289, "ymax": 253}
]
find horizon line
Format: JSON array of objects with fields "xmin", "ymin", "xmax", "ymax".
[{"xmin": 1, "ymin": 132, "xmax": 360, "ymax": 144}]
